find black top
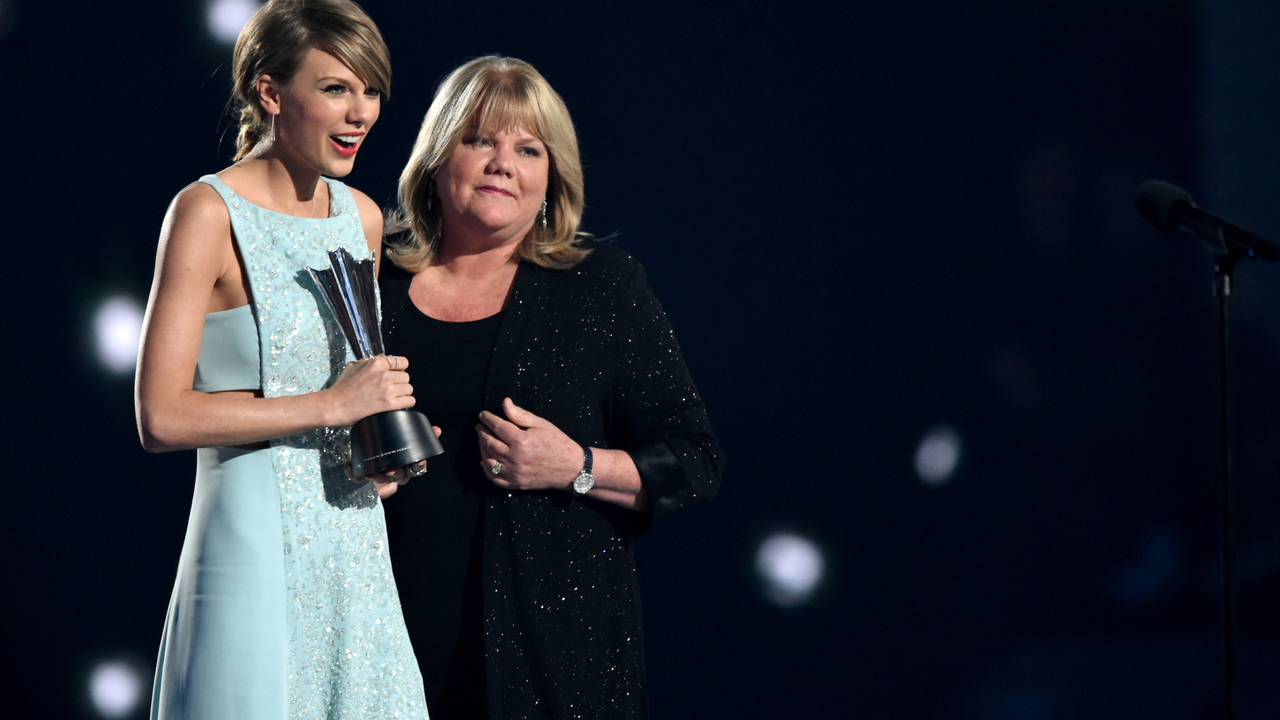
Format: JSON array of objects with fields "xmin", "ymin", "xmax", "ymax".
[
  {"xmin": 381, "ymin": 240, "xmax": 723, "ymax": 720},
  {"xmin": 382, "ymin": 295, "xmax": 502, "ymax": 719}
]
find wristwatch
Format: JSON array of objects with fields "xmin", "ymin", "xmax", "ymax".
[{"xmin": 571, "ymin": 447, "xmax": 594, "ymax": 495}]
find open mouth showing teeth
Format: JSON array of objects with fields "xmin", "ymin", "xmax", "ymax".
[{"xmin": 332, "ymin": 136, "xmax": 359, "ymax": 149}]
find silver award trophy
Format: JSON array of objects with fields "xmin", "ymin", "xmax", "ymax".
[{"xmin": 309, "ymin": 247, "xmax": 444, "ymax": 477}]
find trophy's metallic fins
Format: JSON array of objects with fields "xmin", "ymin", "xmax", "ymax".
[
  {"xmin": 329, "ymin": 248, "xmax": 373, "ymax": 357},
  {"xmin": 308, "ymin": 266, "xmax": 366, "ymax": 359},
  {"xmin": 313, "ymin": 250, "xmax": 444, "ymax": 475},
  {"xmin": 356, "ymin": 259, "xmax": 385, "ymax": 356}
]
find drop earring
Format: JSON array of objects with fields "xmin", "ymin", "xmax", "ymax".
[
  {"xmin": 540, "ymin": 198, "xmax": 548, "ymax": 229},
  {"xmin": 268, "ymin": 111, "xmax": 276, "ymax": 144},
  {"xmin": 427, "ymin": 179, "xmax": 433, "ymax": 211}
]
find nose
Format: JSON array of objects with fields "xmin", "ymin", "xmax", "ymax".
[
  {"xmin": 348, "ymin": 94, "xmax": 379, "ymax": 128},
  {"xmin": 485, "ymin": 145, "xmax": 516, "ymax": 177}
]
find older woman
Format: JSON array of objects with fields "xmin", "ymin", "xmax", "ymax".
[
  {"xmin": 380, "ymin": 56, "xmax": 723, "ymax": 718},
  {"xmin": 136, "ymin": 1, "xmax": 428, "ymax": 717}
]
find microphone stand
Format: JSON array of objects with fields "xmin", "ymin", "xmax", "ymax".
[
  {"xmin": 1135, "ymin": 179, "xmax": 1280, "ymax": 720},
  {"xmin": 1209, "ymin": 233, "xmax": 1238, "ymax": 720}
]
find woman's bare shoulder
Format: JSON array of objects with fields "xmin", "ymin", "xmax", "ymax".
[
  {"xmin": 169, "ymin": 180, "xmax": 230, "ymax": 225},
  {"xmin": 346, "ymin": 185, "xmax": 384, "ymax": 251},
  {"xmin": 158, "ymin": 181, "xmax": 233, "ymax": 262},
  {"xmin": 346, "ymin": 185, "xmax": 381, "ymax": 219}
]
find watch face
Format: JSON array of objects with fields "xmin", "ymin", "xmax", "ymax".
[{"xmin": 573, "ymin": 471, "xmax": 594, "ymax": 494}]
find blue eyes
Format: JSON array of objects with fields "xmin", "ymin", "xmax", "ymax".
[
  {"xmin": 465, "ymin": 137, "xmax": 542, "ymax": 157},
  {"xmin": 322, "ymin": 84, "xmax": 381, "ymax": 99}
]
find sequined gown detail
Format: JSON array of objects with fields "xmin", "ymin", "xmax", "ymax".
[{"xmin": 150, "ymin": 175, "xmax": 428, "ymax": 720}]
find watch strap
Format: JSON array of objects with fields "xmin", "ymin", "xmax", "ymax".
[{"xmin": 572, "ymin": 446, "xmax": 595, "ymax": 495}]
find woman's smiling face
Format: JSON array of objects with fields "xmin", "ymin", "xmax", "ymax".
[
  {"xmin": 268, "ymin": 47, "xmax": 381, "ymax": 177},
  {"xmin": 434, "ymin": 123, "xmax": 550, "ymax": 246}
]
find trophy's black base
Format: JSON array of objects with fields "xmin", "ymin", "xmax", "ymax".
[{"xmin": 350, "ymin": 409, "xmax": 444, "ymax": 478}]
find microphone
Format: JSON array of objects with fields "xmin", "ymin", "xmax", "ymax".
[{"xmin": 1134, "ymin": 179, "xmax": 1280, "ymax": 262}]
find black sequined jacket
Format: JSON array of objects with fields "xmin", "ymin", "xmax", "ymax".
[
  {"xmin": 469, "ymin": 240, "xmax": 722, "ymax": 718},
  {"xmin": 381, "ymin": 240, "xmax": 721, "ymax": 717}
]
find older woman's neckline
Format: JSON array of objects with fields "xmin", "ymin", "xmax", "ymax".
[
  {"xmin": 408, "ymin": 260, "xmax": 519, "ymax": 322},
  {"xmin": 415, "ymin": 308, "xmax": 505, "ymax": 325}
]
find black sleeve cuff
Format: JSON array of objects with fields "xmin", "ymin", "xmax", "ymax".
[{"xmin": 629, "ymin": 436, "xmax": 690, "ymax": 528}]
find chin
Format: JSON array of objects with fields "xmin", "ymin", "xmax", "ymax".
[
  {"xmin": 323, "ymin": 159, "xmax": 356, "ymax": 178},
  {"xmin": 468, "ymin": 208, "xmax": 525, "ymax": 229}
]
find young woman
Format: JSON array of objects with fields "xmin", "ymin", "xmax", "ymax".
[{"xmin": 136, "ymin": 2, "xmax": 428, "ymax": 717}]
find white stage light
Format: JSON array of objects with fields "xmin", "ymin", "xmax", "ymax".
[
  {"xmin": 915, "ymin": 424, "xmax": 962, "ymax": 485},
  {"xmin": 94, "ymin": 296, "xmax": 144, "ymax": 375},
  {"xmin": 756, "ymin": 532, "xmax": 824, "ymax": 607},
  {"xmin": 89, "ymin": 660, "xmax": 144, "ymax": 719},
  {"xmin": 206, "ymin": 0, "xmax": 260, "ymax": 44}
]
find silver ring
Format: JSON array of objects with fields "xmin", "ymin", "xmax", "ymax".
[
  {"xmin": 388, "ymin": 356, "xmax": 397, "ymax": 370},
  {"xmin": 491, "ymin": 461, "xmax": 503, "ymax": 476}
]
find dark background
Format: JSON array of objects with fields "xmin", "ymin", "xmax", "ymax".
[{"xmin": 4, "ymin": 0, "xmax": 1279, "ymax": 717}]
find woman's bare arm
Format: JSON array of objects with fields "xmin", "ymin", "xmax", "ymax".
[{"xmin": 135, "ymin": 184, "xmax": 414, "ymax": 453}]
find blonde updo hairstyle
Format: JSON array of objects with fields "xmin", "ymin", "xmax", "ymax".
[
  {"xmin": 387, "ymin": 56, "xmax": 589, "ymax": 271},
  {"xmin": 230, "ymin": 0, "xmax": 391, "ymax": 161}
]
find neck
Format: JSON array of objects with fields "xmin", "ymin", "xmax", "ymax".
[
  {"xmin": 237, "ymin": 145, "xmax": 327, "ymax": 215},
  {"xmin": 435, "ymin": 215, "xmax": 532, "ymax": 275},
  {"xmin": 434, "ymin": 236, "xmax": 520, "ymax": 278}
]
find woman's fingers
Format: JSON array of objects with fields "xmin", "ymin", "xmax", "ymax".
[
  {"xmin": 478, "ymin": 410, "xmax": 521, "ymax": 444},
  {"xmin": 477, "ymin": 423, "xmax": 511, "ymax": 452},
  {"xmin": 403, "ymin": 459, "xmax": 428, "ymax": 481},
  {"xmin": 380, "ymin": 356, "xmax": 412, "ymax": 386},
  {"xmin": 501, "ymin": 397, "xmax": 541, "ymax": 428},
  {"xmin": 349, "ymin": 424, "xmax": 436, "ymax": 488},
  {"xmin": 477, "ymin": 424, "xmax": 512, "ymax": 465},
  {"xmin": 349, "ymin": 463, "xmax": 423, "ymax": 485},
  {"xmin": 478, "ymin": 401, "xmax": 579, "ymax": 490},
  {"xmin": 371, "ymin": 467, "xmax": 405, "ymax": 483},
  {"xmin": 478, "ymin": 401, "xmax": 584, "ymax": 491},
  {"xmin": 328, "ymin": 356, "xmax": 418, "ymax": 424},
  {"xmin": 477, "ymin": 425, "xmax": 512, "ymax": 485}
]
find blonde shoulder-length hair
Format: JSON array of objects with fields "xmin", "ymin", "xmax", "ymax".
[
  {"xmin": 230, "ymin": 0, "xmax": 391, "ymax": 161},
  {"xmin": 386, "ymin": 56, "xmax": 589, "ymax": 271}
]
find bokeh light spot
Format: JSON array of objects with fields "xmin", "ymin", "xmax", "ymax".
[
  {"xmin": 94, "ymin": 296, "xmax": 144, "ymax": 375},
  {"xmin": 915, "ymin": 424, "xmax": 962, "ymax": 485},
  {"xmin": 89, "ymin": 660, "xmax": 144, "ymax": 719},
  {"xmin": 206, "ymin": 0, "xmax": 260, "ymax": 44},
  {"xmin": 756, "ymin": 532, "xmax": 824, "ymax": 607}
]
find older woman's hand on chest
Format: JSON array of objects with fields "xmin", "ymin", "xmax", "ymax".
[
  {"xmin": 477, "ymin": 397, "xmax": 583, "ymax": 491},
  {"xmin": 477, "ymin": 397, "xmax": 648, "ymax": 510}
]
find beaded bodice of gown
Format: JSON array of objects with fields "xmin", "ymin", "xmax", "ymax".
[{"xmin": 198, "ymin": 174, "xmax": 427, "ymax": 718}]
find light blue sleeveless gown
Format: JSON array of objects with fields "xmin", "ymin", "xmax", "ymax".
[{"xmin": 150, "ymin": 175, "xmax": 429, "ymax": 719}]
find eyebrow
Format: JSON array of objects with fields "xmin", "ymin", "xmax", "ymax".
[
  {"xmin": 316, "ymin": 72, "xmax": 368, "ymax": 85},
  {"xmin": 501, "ymin": 128, "xmax": 544, "ymax": 142}
]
